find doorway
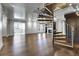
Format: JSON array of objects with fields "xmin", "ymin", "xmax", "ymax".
[{"xmin": 38, "ymin": 23, "xmax": 45, "ymax": 33}]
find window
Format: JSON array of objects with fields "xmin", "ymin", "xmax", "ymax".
[{"xmin": 14, "ymin": 22, "xmax": 25, "ymax": 34}]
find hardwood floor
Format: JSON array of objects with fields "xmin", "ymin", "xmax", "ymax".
[{"xmin": 0, "ymin": 33, "xmax": 79, "ymax": 56}]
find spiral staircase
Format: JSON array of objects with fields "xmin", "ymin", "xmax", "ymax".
[{"xmin": 53, "ymin": 23, "xmax": 74, "ymax": 48}]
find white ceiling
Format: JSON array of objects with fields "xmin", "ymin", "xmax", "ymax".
[
  {"xmin": 2, "ymin": 3, "xmax": 43, "ymax": 20},
  {"xmin": 2, "ymin": 3, "xmax": 43, "ymax": 13}
]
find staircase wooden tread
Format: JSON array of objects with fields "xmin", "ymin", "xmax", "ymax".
[
  {"xmin": 54, "ymin": 35, "xmax": 66, "ymax": 37},
  {"xmin": 54, "ymin": 36, "xmax": 66, "ymax": 38},
  {"xmin": 55, "ymin": 32, "xmax": 62, "ymax": 33},
  {"xmin": 54, "ymin": 41, "xmax": 72, "ymax": 48}
]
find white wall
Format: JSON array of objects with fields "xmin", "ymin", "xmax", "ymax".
[
  {"xmin": 1, "ymin": 3, "xmax": 46, "ymax": 35},
  {"xmin": 2, "ymin": 5, "xmax": 26, "ymax": 36},
  {"xmin": 54, "ymin": 6, "xmax": 75, "ymax": 35},
  {"xmin": 1, "ymin": 5, "xmax": 12, "ymax": 37},
  {"xmin": 25, "ymin": 12, "xmax": 39, "ymax": 34},
  {"xmin": 0, "ymin": 4, "xmax": 3, "ymax": 50},
  {"xmin": 1, "ymin": 3, "xmax": 52, "ymax": 35},
  {"xmin": 2, "ymin": 14, "xmax": 8, "ymax": 37}
]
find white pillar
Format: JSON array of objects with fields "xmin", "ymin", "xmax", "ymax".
[
  {"xmin": 62, "ymin": 20, "xmax": 66, "ymax": 35},
  {"xmin": 0, "ymin": 4, "xmax": 3, "ymax": 50}
]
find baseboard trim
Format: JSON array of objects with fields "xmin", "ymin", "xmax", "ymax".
[
  {"xmin": 25, "ymin": 33, "xmax": 38, "ymax": 35},
  {"xmin": 2, "ymin": 35, "xmax": 14, "ymax": 38}
]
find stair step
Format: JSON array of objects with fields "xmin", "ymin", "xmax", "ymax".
[
  {"xmin": 55, "ymin": 40, "xmax": 67, "ymax": 43},
  {"xmin": 54, "ymin": 36, "xmax": 66, "ymax": 38},
  {"xmin": 54, "ymin": 33, "xmax": 65, "ymax": 35},
  {"xmin": 54, "ymin": 35, "xmax": 66, "ymax": 37},
  {"xmin": 54, "ymin": 33, "xmax": 64, "ymax": 35},
  {"xmin": 54, "ymin": 41, "xmax": 73, "ymax": 48},
  {"xmin": 54, "ymin": 32, "xmax": 62, "ymax": 34},
  {"xmin": 54, "ymin": 38, "xmax": 66, "ymax": 40},
  {"xmin": 54, "ymin": 39, "xmax": 72, "ymax": 46}
]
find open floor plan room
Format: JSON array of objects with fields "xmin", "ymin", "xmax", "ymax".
[{"xmin": 0, "ymin": 3, "xmax": 79, "ymax": 56}]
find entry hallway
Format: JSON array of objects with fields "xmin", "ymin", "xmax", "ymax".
[{"xmin": 0, "ymin": 33, "xmax": 79, "ymax": 56}]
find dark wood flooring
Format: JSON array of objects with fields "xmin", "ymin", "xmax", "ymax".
[{"xmin": 0, "ymin": 33, "xmax": 79, "ymax": 56}]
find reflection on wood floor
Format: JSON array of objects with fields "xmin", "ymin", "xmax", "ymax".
[{"xmin": 0, "ymin": 33, "xmax": 79, "ymax": 56}]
